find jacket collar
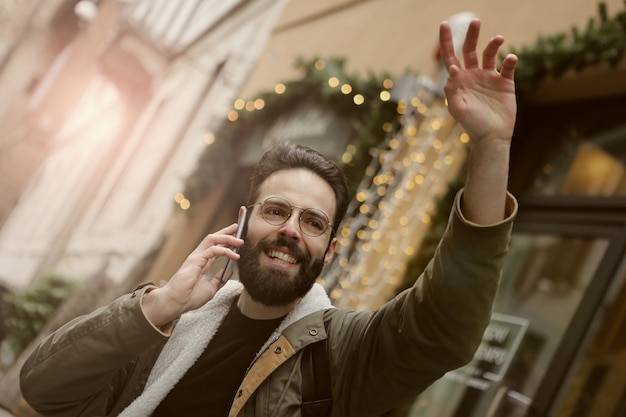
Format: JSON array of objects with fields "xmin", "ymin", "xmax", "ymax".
[{"xmin": 118, "ymin": 280, "xmax": 332, "ymax": 417}]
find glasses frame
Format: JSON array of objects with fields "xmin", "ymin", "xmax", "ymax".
[{"xmin": 249, "ymin": 197, "xmax": 333, "ymax": 237}]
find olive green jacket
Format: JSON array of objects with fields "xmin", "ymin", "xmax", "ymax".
[{"xmin": 20, "ymin": 191, "xmax": 517, "ymax": 417}]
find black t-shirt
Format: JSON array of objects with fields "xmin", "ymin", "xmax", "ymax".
[{"xmin": 153, "ymin": 298, "xmax": 285, "ymax": 417}]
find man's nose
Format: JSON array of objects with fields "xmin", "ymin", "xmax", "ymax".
[{"xmin": 279, "ymin": 213, "xmax": 301, "ymax": 240}]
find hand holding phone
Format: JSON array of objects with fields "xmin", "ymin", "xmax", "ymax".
[{"xmin": 221, "ymin": 208, "xmax": 247, "ymax": 283}]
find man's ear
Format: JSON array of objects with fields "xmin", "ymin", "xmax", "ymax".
[{"xmin": 323, "ymin": 237, "xmax": 337, "ymax": 266}]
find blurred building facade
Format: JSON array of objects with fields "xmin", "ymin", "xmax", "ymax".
[{"xmin": 0, "ymin": 0, "xmax": 626, "ymax": 416}]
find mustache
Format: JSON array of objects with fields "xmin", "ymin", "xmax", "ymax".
[{"xmin": 257, "ymin": 238, "xmax": 308, "ymax": 262}]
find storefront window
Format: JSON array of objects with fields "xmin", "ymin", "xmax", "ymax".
[
  {"xmin": 549, "ymin": 256, "xmax": 626, "ymax": 417},
  {"xmin": 528, "ymin": 124, "xmax": 626, "ymax": 197},
  {"xmin": 406, "ymin": 233, "xmax": 610, "ymax": 417}
]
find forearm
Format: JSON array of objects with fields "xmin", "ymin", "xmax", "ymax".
[{"xmin": 462, "ymin": 139, "xmax": 511, "ymax": 225}]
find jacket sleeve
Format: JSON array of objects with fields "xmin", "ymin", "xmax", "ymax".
[
  {"xmin": 328, "ymin": 189, "xmax": 517, "ymax": 417},
  {"xmin": 20, "ymin": 285, "xmax": 169, "ymax": 417}
]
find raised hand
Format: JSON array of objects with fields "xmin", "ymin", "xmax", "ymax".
[
  {"xmin": 438, "ymin": 19, "xmax": 518, "ymax": 144},
  {"xmin": 142, "ymin": 222, "xmax": 244, "ymax": 327}
]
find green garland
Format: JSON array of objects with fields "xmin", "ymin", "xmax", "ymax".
[
  {"xmin": 508, "ymin": 1, "xmax": 626, "ymax": 88},
  {"xmin": 182, "ymin": 57, "xmax": 397, "ymax": 206}
]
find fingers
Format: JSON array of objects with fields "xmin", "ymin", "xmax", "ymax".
[
  {"xmin": 196, "ymin": 223, "xmax": 240, "ymax": 251},
  {"xmin": 482, "ymin": 36, "xmax": 504, "ymax": 71},
  {"xmin": 500, "ymin": 53, "xmax": 518, "ymax": 80},
  {"xmin": 441, "ymin": 18, "xmax": 516, "ymax": 82},
  {"xmin": 439, "ymin": 21, "xmax": 461, "ymax": 70},
  {"xmin": 462, "ymin": 19, "xmax": 481, "ymax": 69}
]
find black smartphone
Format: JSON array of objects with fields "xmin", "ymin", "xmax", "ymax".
[{"xmin": 221, "ymin": 208, "xmax": 247, "ymax": 283}]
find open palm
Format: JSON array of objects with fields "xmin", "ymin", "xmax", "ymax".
[{"xmin": 439, "ymin": 19, "xmax": 518, "ymax": 143}]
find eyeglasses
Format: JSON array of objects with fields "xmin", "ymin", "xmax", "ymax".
[{"xmin": 250, "ymin": 196, "xmax": 333, "ymax": 237}]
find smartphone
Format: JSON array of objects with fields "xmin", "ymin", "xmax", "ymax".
[{"xmin": 221, "ymin": 208, "xmax": 247, "ymax": 283}]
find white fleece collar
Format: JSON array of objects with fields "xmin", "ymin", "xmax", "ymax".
[{"xmin": 118, "ymin": 281, "xmax": 332, "ymax": 417}]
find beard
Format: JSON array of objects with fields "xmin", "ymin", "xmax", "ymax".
[{"xmin": 237, "ymin": 237, "xmax": 325, "ymax": 307}]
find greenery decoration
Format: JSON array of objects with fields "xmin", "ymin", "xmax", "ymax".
[
  {"xmin": 1, "ymin": 274, "xmax": 78, "ymax": 355},
  {"xmin": 508, "ymin": 1, "xmax": 626, "ymax": 88},
  {"xmin": 181, "ymin": 57, "xmax": 398, "ymax": 207}
]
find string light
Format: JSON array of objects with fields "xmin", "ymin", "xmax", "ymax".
[
  {"xmin": 274, "ymin": 83, "xmax": 286, "ymax": 94},
  {"xmin": 328, "ymin": 77, "xmax": 340, "ymax": 88},
  {"xmin": 233, "ymin": 99, "xmax": 245, "ymax": 110}
]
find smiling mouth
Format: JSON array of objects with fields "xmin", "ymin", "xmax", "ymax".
[{"xmin": 266, "ymin": 249, "xmax": 299, "ymax": 265}]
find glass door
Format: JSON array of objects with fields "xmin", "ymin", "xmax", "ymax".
[{"xmin": 403, "ymin": 214, "xmax": 626, "ymax": 417}]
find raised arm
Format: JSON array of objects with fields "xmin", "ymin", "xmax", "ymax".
[{"xmin": 439, "ymin": 19, "xmax": 518, "ymax": 225}]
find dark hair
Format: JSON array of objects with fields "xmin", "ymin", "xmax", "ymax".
[{"xmin": 247, "ymin": 141, "xmax": 350, "ymax": 235}]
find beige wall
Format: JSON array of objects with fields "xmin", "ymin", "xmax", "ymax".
[{"xmin": 240, "ymin": 0, "xmax": 625, "ymax": 99}]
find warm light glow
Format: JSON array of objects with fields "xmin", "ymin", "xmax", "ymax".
[
  {"xmin": 180, "ymin": 198, "xmax": 191, "ymax": 210},
  {"xmin": 353, "ymin": 94, "xmax": 365, "ymax": 105},
  {"xmin": 328, "ymin": 77, "xmax": 340, "ymax": 88},
  {"xmin": 315, "ymin": 60, "xmax": 326, "ymax": 70},
  {"xmin": 382, "ymin": 122, "xmax": 393, "ymax": 132},
  {"xmin": 341, "ymin": 84, "xmax": 353, "ymax": 94},
  {"xmin": 227, "ymin": 110, "xmax": 238, "ymax": 121},
  {"xmin": 174, "ymin": 192, "xmax": 185, "ymax": 203},
  {"xmin": 414, "ymin": 174, "xmax": 424, "ymax": 184},
  {"xmin": 342, "ymin": 152, "xmax": 353, "ymax": 163},
  {"xmin": 204, "ymin": 133, "xmax": 215, "ymax": 144},
  {"xmin": 460, "ymin": 133, "xmax": 470, "ymax": 143},
  {"xmin": 233, "ymin": 99, "xmax": 245, "ymax": 110},
  {"xmin": 389, "ymin": 138, "xmax": 399, "ymax": 149},
  {"xmin": 383, "ymin": 79, "xmax": 393, "ymax": 89},
  {"xmin": 356, "ymin": 191, "xmax": 368, "ymax": 202},
  {"xmin": 399, "ymin": 216, "xmax": 409, "ymax": 226},
  {"xmin": 275, "ymin": 83, "xmax": 286, "ymax": 94},
  {"xmin": 245, "ymin": 101, "xmax": 255, "ymax": 111},
  {"xmin": 254, "ymin": 99, "xmax": 265, "ymax": 110},
  {"xmin": 380, "ymin": 91, "xmax": 391, "ymax": 101},
  {"xmin": 411, "ymin": 152, "xmax": 426, "ymax": 163},
  {"xmin": 359, "ymin": 204, "xmax": 369, "ymax": 214}
]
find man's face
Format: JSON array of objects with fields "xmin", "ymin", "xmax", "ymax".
[{"xmin": 238, "ymin": 168, "xmax": 337, "ymax": 307}]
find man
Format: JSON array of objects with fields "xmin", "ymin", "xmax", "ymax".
[{"xmin": 20, "ymin": 19, "xmax": 518, "ymax": 417}]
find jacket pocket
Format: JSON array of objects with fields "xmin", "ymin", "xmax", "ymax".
[{"xmin": 301, "ymin": 399, "xmax": 332, "ymax": 417}]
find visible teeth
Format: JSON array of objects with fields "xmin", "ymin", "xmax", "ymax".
[{"xmin": 268, "ymin": 250, "xmax": 298, "ymax": 264}]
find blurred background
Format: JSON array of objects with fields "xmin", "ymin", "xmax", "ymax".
[{"xmin": 0, "ymin": 0, "xmax": 625, "ymax": 416}]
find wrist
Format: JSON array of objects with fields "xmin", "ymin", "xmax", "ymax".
[{"xmin": 140, "ymin": 287, "xmax": 179, "ymax": 330}]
